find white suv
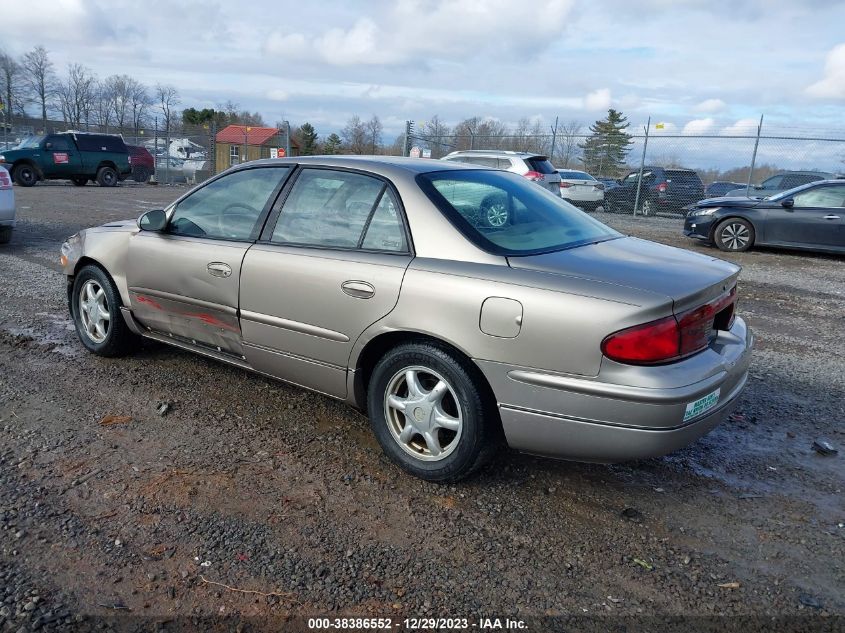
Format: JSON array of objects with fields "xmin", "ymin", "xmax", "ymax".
[
  {"xmin": 441, "ymin": 150, "xmax": 561, "ymax": 196},
  {"xmin": 0, "ymin": 166, "xmax": 15, "ymax": 244}
]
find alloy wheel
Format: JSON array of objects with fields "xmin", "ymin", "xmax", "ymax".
[
  {"xmin": 720, "ymin": 222, "xmax": 750, "ymax": 250},
  {"xmin": 485, "ymin": 203, "xmax": 509, "ymax": 227},
  {"xmin": 383, "ymin": 366, "xmax": 463, "ymax": 462},
  {"xmin": 78, "ymin": 279, "xmax": 111, "ymax": 343}
]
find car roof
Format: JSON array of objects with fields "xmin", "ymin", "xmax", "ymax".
[{"xmin": 232, "ymin": 155, "xmax": 486, "ymax": 178}]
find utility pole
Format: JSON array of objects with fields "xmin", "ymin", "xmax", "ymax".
[
  {"xmin": 745, "ymin": 114, "xmax": 764, "ymax": 196},
  {"xmin": 404, "ymin": 120, "xmax": 413, "ymax": 157},
  {"xmin": 632, "ymin": 116, "xmax": 651, "ymax": 218},
  {"xmin": 284, "ymin": 120, "xmax": 291, "ymax": 158},
  {"xmin": 549, "ymin": 116, "xmax": 559, "ymax": 163}
]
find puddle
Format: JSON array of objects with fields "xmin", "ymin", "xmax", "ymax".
[{"xmin": 5, "ymin": 312, "xmax": 81, "ymax": 357}]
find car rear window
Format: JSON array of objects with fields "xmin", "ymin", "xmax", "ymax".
[
  {"xmin": 558, "ymin": 170, "xmax": 594, "ymax": 180},
  {"xmin": 665, "ymin": 170, "xmax": 702, "ymax": 185},
  {"xmin": 417, "ymin": 169, "xmax": 620, "ymax": 256},
  {"xmin": 75, "ymin": 135, "xmax": 128, "ymax": 153},
  {"xmin": 526, "ymin": 157, "xmax": 556, "ymax": 174}
]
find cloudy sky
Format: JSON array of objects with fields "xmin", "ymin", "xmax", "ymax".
[{"xmin": 2, "ymin": 0, "xmax": 845, "ymax": 146}]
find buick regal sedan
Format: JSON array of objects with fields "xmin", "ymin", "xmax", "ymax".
[{"xmin": 61, "ymin": 157, "xmax": 753, "ymax": 482}]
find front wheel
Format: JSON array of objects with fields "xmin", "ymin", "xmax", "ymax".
[
  {"xmin": 71, "ymin": 265, "xmax": 139, "ymax": 356},
  {"xmin": 714, "ymin": 218, "xmax": 755, "ymax": 252},
  {"xmin": 13, "ymin": 164, "xmax": 38, "ymax": 187},
  {"xmin": 367, "ymin": 342, "xmax": 501, "ymax": 482},
  {"xmin": 96, "ymin": 166, "xmax": 118, "ymax": 187}
]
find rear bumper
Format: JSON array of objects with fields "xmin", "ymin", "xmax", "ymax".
[{"xmin": 477, "ymin": 317, "xmax": 753, "ymax": 462}]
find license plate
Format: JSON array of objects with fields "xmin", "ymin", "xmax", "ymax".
[{"xmin": 683, "ymin": 388, "xmax": 720, "ymax": 422}]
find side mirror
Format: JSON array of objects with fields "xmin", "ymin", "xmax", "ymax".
[
  {"xmin": 781, "ymin": 198, "xmax": 794, "ymax": 209},
  {"xmin": 44, "ymin": 142, "xmax": 53, "ymax": 150},
  {"xmin": 138, "ymin": 209, "xmax": 167, "ymax": 231}
]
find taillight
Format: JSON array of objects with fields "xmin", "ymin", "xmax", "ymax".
[
  {"xmin": 656, "ymin": 182, "xmax": 668, "ymax": 193},
  {"xmin": 602, "ymin": 285, "xmax": 737, "ymax": 365},
  {"xmin": 559, "ymin": 181, "xmax": 572, "ymax": 188},
  {"xmin": 0, "ymin": 170, "xmax": 11, "ymax": 190},
  {"xmin": 524, "ymin": 170, "xmax": 543, "ymax": 182}
]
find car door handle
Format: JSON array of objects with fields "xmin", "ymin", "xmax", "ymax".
[
  {"xmin": 207, "ymin": 262, "xmax": 232, "ymax": 278},
  {"xmin": 823, "ymin": 215, "xmax": 840, "ymax": 220},
  {"xmin": 341, "ymin": 280, "xmax": 375, "ymax": 299}
]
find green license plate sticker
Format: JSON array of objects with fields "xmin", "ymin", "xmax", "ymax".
[{"xmin": 683, "ymin": 388, "xmax": 721, "ymax": 422}]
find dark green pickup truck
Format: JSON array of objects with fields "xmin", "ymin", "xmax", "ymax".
[{"xmin": 0, "ymin": 132, "xmax": 132, "ymax": 187}]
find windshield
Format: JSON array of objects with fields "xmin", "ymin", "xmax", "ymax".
[
  {"xmin": 15, "ymin": 136, "xmax": 44, "ymax": 149},
  {"xmin": 417, "ymin": 169, "xmax": 621, "ymax": 256}
]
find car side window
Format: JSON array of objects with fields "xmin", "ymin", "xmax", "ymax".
[
  {"xmin": 45, "ymin": 136, "xmax": 73, "ymax": 151},
  {"xmin": 168, "ymin": 167, "xmax": 288, "ymax": 240},
  {"xmin": 272, "ymin": 169, "xmax": 387, "ymax": 248},
  {"xmin": 762, "ymin": 175, "xmax": 783, "ymax": 189},
  {"xmin": 360, "ymin": 189, "xmax": 407, "ymax": 252},
  {"xmin": 791, "ymin": 185, "xmax": 845, "ymax": 208}
]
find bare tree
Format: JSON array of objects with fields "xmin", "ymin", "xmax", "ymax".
[
  {"xmin": 155, "ymin": 83, "xmax": 180, "ymax": 134},
  {"xmin": 56, "ymin": 63, "xmax": 97, "ymax": 129},
  {"xmin": 365, "ymin": 114, "xmax": 383, "ymax": 155},
  {"xmin": 556, "ymin": 121, "xmax": 582, "ymax": 168},
  {"xmin": 128, "ymin": 78, "xmax": 152, "ymax": 133},
  {"xmin": 421, "ymin": 115, "xmax": 452, "ymax": 158},
  {"xmin": 0, "ymin": 49, "xmax": 26, "ymax": 125},
  {"xmin": 94, "ymin": 79, "xmax": 117, "ymax": 131},
  {"xmin": 341, "ymin": 115, "xmax": 367, "ymax": 154},
  {"xmin": 21, "ymin": 46, "xmax": 57, "ymax": 131}
]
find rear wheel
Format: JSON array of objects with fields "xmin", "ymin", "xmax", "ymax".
[
  {"xmin": 12, "ymin": 164, "xmax": 38, "ymax": 187},
  {"xmin": 0, "ymin": 226, "xmax": 11, "ymax": 244},
  {"xmin": 714, "ymin": 218, "xmax": 755, "ymax": 252},
  {"xmin": 71, "ymin": 265, "xmax": 139, "ymax": 356},
  {"xmin": 71, "ymin": 176, "xmax": 88, "ymax": 186},
  {"xmin": 96, "ymin": 166, "xmax": 118, "ymax": 187},
  {"xmin": 132, "ymin": 167, "xmax": 150, "ymax": 183},
  {"xmin": 367, "ymin": 342, "xmax": 501, "ymax": 482},
  {"xmin": 641, "ymin": 198, "xmax": 654, "ymax": 217}
]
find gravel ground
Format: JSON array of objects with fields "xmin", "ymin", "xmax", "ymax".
[{"xmin": 0, "ymin": 183, "xmax": 843, "ymax": 632}]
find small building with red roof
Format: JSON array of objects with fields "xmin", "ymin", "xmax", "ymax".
[{"xmin": 215, "ymin": 124, "xmax": 299, "ymax": 168}]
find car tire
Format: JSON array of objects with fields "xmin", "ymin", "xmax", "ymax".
[
  {"xmin": 367, "ymin": 342, "xmax": 502, "ymax": 482},
  {"xmin": 12, "ymin": 164, "xmax": 38, "ymax": 187},
  {"xmin": 71, "ymin": 176, "xmax": 88, "ymax": 186},
  {"xmin": 96, "ymin": 166, "xmax": 119, "ymax": 187},
  {"xmin": 132, "ymin": 167, "xmax": 150, "ymax": 183},
  {"xmin": 0, "ymin": 226, "xmax": 11, "ymax": 244},
  {"xmin": 480, "ymin": 195, "xmax": 510, "ymax": 228},
  {"xmin": 714, "ymin": 218, "xmax": 755, "ymax": 252},
  {"xmin": 641, "ymin": 198, "xmax": 654, "ymax": 217},
  {"xmin": 71, "ymin": 265, "xmax": 139, "ymax": 357}
]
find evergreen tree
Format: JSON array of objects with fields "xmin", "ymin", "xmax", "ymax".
[
  {"xmin": 578, "ymin": 109, "xmax": 633, "ymax": 177},
  {"xmin": 298, "ymin": 122, "xmax": 318, "ymax": 155},
  {"xmin": 323, "ymin": 132, "xmax": 342, "ymax": 155}
]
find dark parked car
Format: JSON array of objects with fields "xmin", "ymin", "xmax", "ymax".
[
  {"xmin": 684, "ymin": 180, "xmax": 845, "ymax": 253},
  {"xmin": 127, "ymin": 145, "xmax": 155, "ymax": 183},
  {"xmin": 705, "ymin": 181, "xmax": 746, "ymax": 198},
  {"xmin": 0, "ymin": 132, "xmax": 131, "ymax": 187},
  {"xmin": 724, "ymin": 171, "xmax": 837, "ymax": 198},
  {"xmin": 596, "ymin": 177, "xmax": 620, "ymax": 191},
  {"xmin": 604, "ymin": 167, "xmax": 704, "ymax": 215}
]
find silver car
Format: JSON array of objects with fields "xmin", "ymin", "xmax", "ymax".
[
  {"xmin": 0, "ymin": 166, "xmax": 15, "ymax": 244},
  {"xmin": 441, "ymin": 150, "xmax": 562, "ymax": 198},
  {"xmin": 61, "ymin": 157, "xmax": 752, "ymax": 482}
]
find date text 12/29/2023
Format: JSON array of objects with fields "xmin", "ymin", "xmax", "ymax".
[{"xmin": 307, "ymin": 617, "xmax": 528, "ymax": 630}]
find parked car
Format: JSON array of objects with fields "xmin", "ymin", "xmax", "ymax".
[
  {"xmin": 0, "ymin": 132, "xmax": 131, "ymax": 187},
  {"xmin": 604, "ymin": 167, "xmax": 704, "ymax": 215},
  {"xmin": 704, "ymin": 181, "xmax": 746, "ymax": 198},
  {"xmin": 0, "ymin": 166, "xmax": 14, "ymax": 244},
  {"xmin": 61, "ymin": 157, "xmax": 751, "ymax": 481},
  {"xmin": 556, "ymin": 169, "xmax": 604, "ymax": 211},
  {"xmin": 684, "ymin": 180, "xmax": 845, "ymax": 253},
  {"xmin": 441, "ymin": 150, "xmax": 561, "ymax": 196},
  {"xmin": 724, "ymin": 171, "xmax": 837, "ymax": 198},
  {"xmin": 127, "ymin": 145, "xmax": 155, "ymax": 183},
  {"xmin": 597, "ymin": 177, "xmax": 621, "ymax": 191}
]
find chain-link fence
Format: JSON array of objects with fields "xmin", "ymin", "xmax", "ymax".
[{"xmin": 404, "ymin": 117, "xmax": 845, "ymax": 217}]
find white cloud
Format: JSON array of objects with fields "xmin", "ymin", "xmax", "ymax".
[
  {"xmin": 263, "ymin": 33, "xmax": 309, "ymax": 58},
  {"xmin": 720, "ymin": 118, "xmax": 760, "ymax": 136},
  {"xmin": 583, "ymin": 88, "xmax": 611, "ymax": 110},
  {"xmin": 264, "ymin": 0, "xmax": 574, "ymax": 66},
  {"xmin": 682, "ymin": 118, "xmax": 716, "ymax": 135},
  {"xmin": 806, "ymin": 42, "xmax": 845, "ymax": 99},
  {"xmin": 693, "ymin": 98, "xmax": 726, "ymax": 113},
  {"xmin": 267, "ymin": 89, "xmax": 289, "ymax": 101}
]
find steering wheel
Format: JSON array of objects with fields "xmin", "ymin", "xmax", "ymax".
[{"xmin": 216, "ymin": 203, "xmax": 257, "ymax": 238}]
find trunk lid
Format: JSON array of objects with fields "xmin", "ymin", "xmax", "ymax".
[{"xmin": 508, "ymin": 236, "xmax": 740, "ymax": 311}]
